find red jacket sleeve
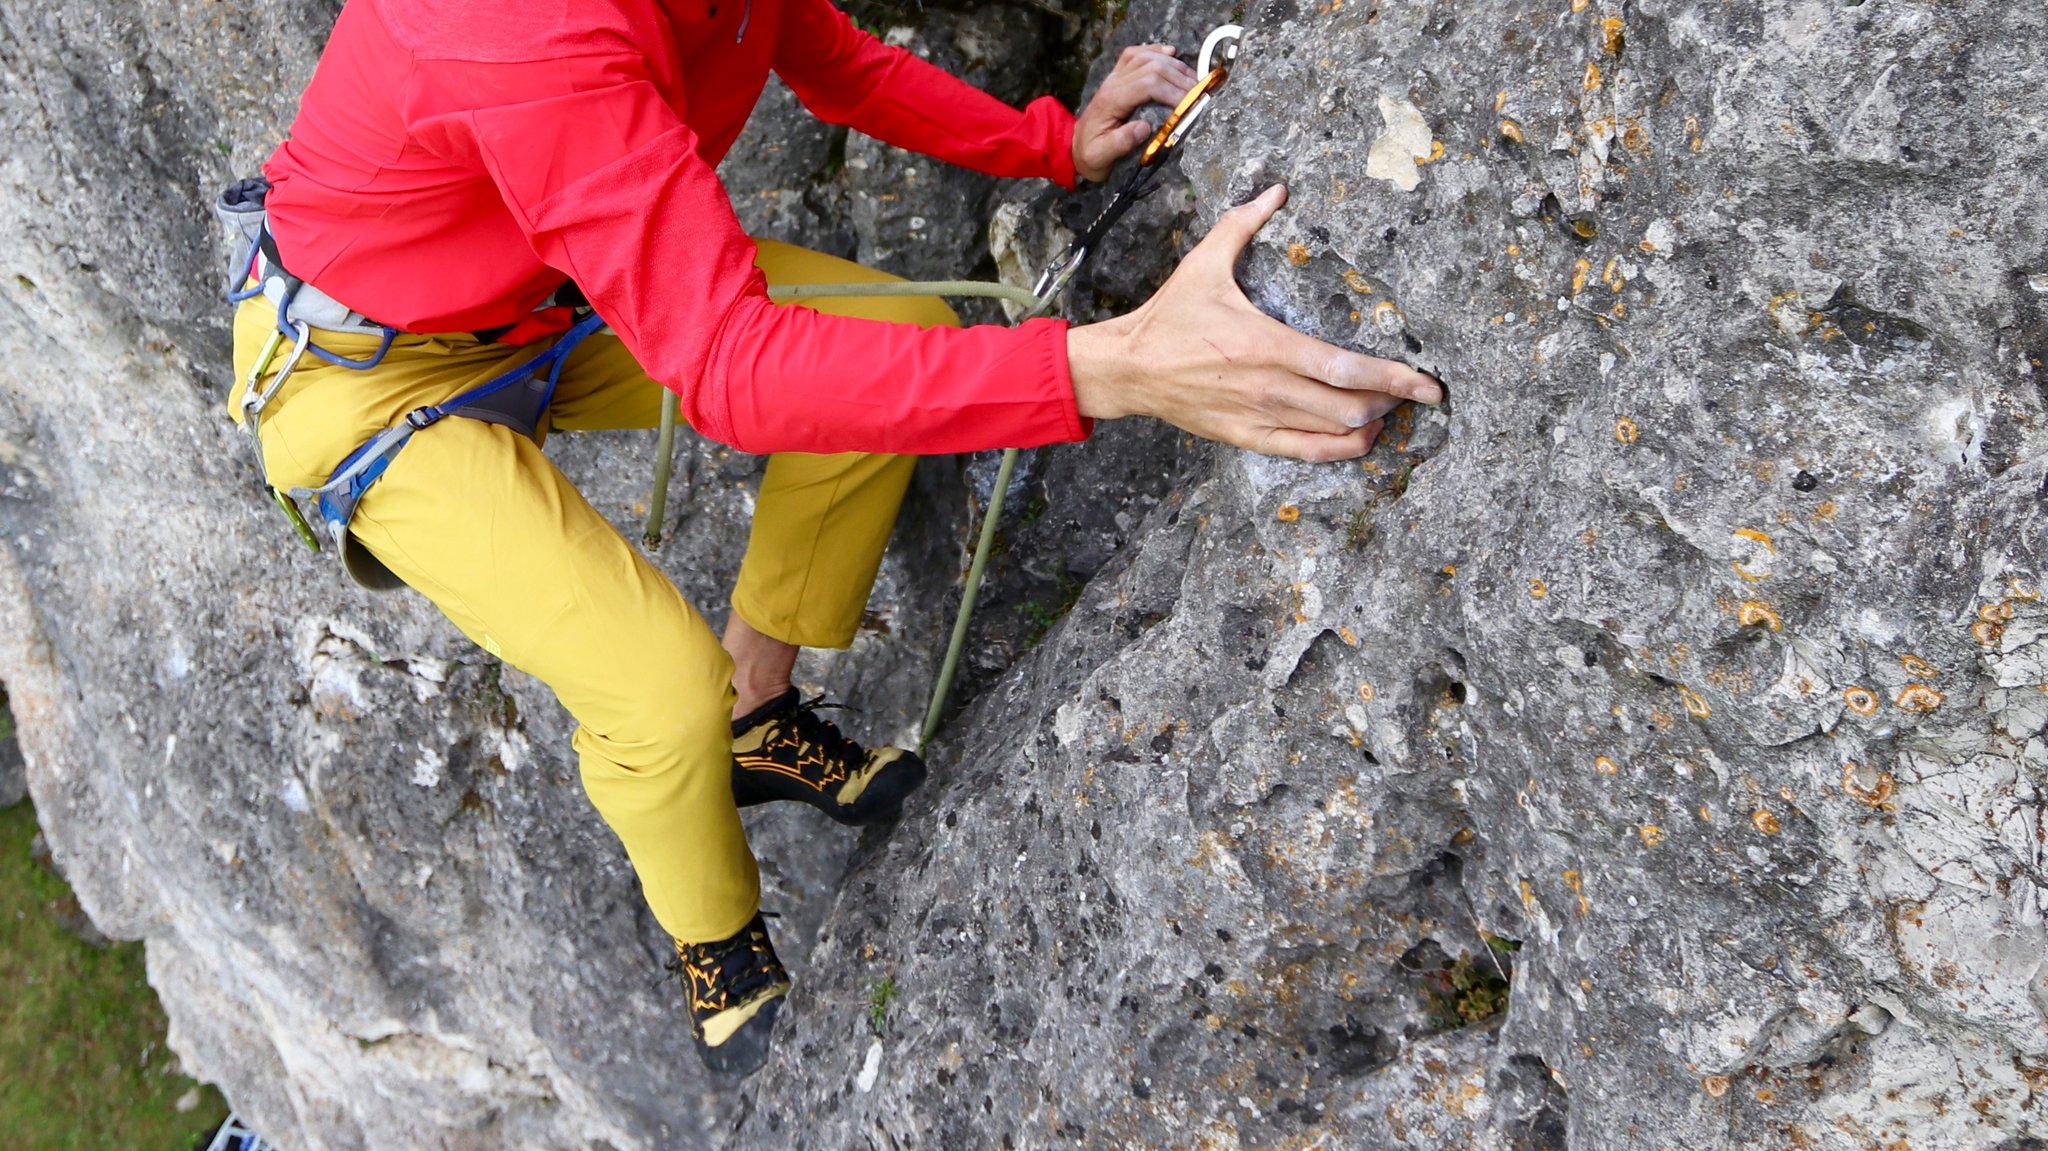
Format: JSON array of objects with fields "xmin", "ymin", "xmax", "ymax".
[
  {"xmin": 772, "ymin": 0, "xmax": 1078, "ymax": 189},
  {"xmin": 407, "ymin": 55, "xmax": 1086, "ymax": 455}
]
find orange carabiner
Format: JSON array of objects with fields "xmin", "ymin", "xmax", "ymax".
[{"xmin": 1139, "ymin": 64, "xmax": 1230, "ymax": 168}]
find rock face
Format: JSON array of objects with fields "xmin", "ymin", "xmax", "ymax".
[
  {"xmin": 3, "ymin": 2, "xmax": 2046, "ymax": 1151},
  {"xmin": 735, "ymin": 1, "xmax": 2048, "ymax": 1147}
]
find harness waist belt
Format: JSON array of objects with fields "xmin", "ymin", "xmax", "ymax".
[{"xmin": 255, "ymin": 252, "xmax": 389, "ymax": 336}]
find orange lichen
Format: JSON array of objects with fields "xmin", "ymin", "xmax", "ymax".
[
  {"xmin": 1703, "ymin": 1075, "xmax": 1731, "ymax": 1098},
  {"xmin": 1842, "ymin": 686, "xmax": 1879, "ymax": 716},
  {"xmin": 1342, "ymin": 269, "xmax": 1374, "ymax": 294},
  {"xmin": 1898, "ymin": 653, "xmax": 1939, "ymax": 678},
  {"xmin": 1418, "ymin": 140, "xmax": 1446, "ymax": 165},
  {"xmin": 1563, "ymin": 869, "xmax": 1590, "ymax": 915},
  {"xmin": 1613, "ymin": 416, "xmax": 1639, "ymax": 444},
  {"xmin": 1751, "ymin": 809, "xmax": 1781, "ymax": 836},
  {"xmin": 1841, "ymin": 763, "xmax": 1896, "ymax": 811},
  {"xmin": 1604, "ymin": 256, "xmax": 1626, "ymax": 292},
  {"xmin": 1738, "ymin": 601, "xmax": 1782, "ymax": 631},
  {"xmin": 1594, "ymin": 756, "xmax": 1619, "ymax": 775},
  {"xmin": 1734, "ymin": 528, "xmax": 1776, "ymax": 551},
  {"xmin": 1583, "ymin": 63, "xmax": 1602, "ymax": 91},
  {"xmin": 1638, "ymin": 824, "xmax": 1665, "ymax": 847},
  {"xmin": 1601, "ymin": 17, "xmax": 1625, "ymax": 54},
  {"xmin": 1678, "ymin": 685, "xmax": 1711, "ymax": 719},
  {"xmin": 1529, "ymin": 578, "xmax": 1549, "ymax": 599},
  {"xmin": 1979, "ymin": 600, "xmax": 2016, "ymax": 623},
  {"xmin": 1972, "ymin": 620, "xmax": 2006, "ymax": 647},
  {"xmin": 2010, "ymin": 579, "xmax": 2041, "ymax": 602},
  {"xmin": 1357, "ymin": 682, "xmax": 1376, "ymax": 702},
  {"xmin": 1895, "ymin": 684, "xmax": 1944, "ymax": 713},
  {"xmin": 1287, "ymin": 243, "xmax": 1312, "ymax": 266},
  {"xmin": 1276, "ymin": 504, "xmax": 1301, "ymax": 522},
  {"xmin": 1499, "ymin": 119, "xmax": 1526, "ymax": 144}
]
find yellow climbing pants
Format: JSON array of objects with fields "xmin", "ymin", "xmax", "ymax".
[{"xmin": 230, "ymin": 240, "xmax": 952, "ymax": 943}]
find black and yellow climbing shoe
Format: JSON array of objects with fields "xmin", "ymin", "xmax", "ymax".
[
  {"xmin": 730, "ymin": 690, "xmax": 927, "ymax": 825},
  {"xmin": 674, "ymin": 912, "xmax": 791, "ymax": 1077}
]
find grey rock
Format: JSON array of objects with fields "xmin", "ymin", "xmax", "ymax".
[
  {"xmin": 736, "ymin": 1, "xmax": 2048, "ymax": 1149},
  {"xmin": 3, "ymin": 0, "xmax": 2045, "ymax": 1149},
  {"xmin": 0, "ymin": 734, "xmax": 23, "ymax": 809}
]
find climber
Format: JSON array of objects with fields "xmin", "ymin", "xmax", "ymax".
[{"xmin": 228, "ymin": 0, "xmax": 1443, "ymax": 1077}]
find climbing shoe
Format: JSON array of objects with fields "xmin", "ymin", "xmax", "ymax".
[
  {"xmin": 673, "ymin": 912, "xmax": 790, "ymax": 1077},
  {"xmin": 730, "ymin": 690, "xmax": 927, "ymax": 825}
]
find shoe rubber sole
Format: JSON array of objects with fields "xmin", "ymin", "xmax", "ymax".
[
  {"xmin": 835, "ymin": 751, "xmax": 927, "ymax": 826},
  {"xmin": 696, "ymin": 995, "xmax": 783, "ymax": 1078},
  {"xmin": 733, "ymin": 749, "xmax": 928, "ymax": 826}
]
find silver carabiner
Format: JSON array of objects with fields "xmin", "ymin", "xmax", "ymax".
[
  {"xmin": 1031, "ymin": 243, "xmax": 1089, "ymax": 305},
  {"xmin": 240, "ymin": 318, "xmax": 312, "ymax": 437},
  {"xmin": 1165, "ymin": 24, "xmax": 1241, "ymax": 151}
]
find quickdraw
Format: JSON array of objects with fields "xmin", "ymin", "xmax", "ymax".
[{"xmin": 1032, "ymin": 24, "xmax": 1240, "ymax": 302}]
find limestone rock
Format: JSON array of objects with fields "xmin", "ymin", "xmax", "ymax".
[
  {"xmin": 735, "ymin": 1, "xmax": 2048, "ymax": 1148},
  {"xmin": 2, "ymin": 0, "xmax": 2044, "ymax": 1148}
]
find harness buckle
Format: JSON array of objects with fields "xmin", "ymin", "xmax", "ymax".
[{"xmin": 404, "ymin": 407, "xmax": 441, "ymax": 431}]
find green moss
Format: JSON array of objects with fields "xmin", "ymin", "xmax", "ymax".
[
  {"xmin": 1020, "ymin": 569, "xmax": 1084, "ymax": 647},
  {"xmin": 0, "ymin": 801, "xmax": 228, "ymax": 1149},
  {"xmin": 1420, "ymin": 937, "xmax": 1518, "ymax": 1031}
]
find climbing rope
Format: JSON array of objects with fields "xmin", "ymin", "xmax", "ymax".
[{"xmin": 641, "ymin": 25, "xmax": 1242, "ymax": 751}]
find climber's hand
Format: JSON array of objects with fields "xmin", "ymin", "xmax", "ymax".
[
  {"xmin": 1072, "ymin": 44, "xmax": 1198, "ymax": 183},
  {"xmin": 1066, "ymin": 184, "xmax": 1443, "ymax": 462}
]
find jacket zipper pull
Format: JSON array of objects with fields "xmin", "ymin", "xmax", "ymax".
[{"xmin": 736, "ymin": 0, "xmax": 749, "ymax": 42}]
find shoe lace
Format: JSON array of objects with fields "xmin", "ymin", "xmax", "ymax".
[
  {"xmin": 766, "ymin": 695, "xmax": 866, "ymax": 767},
  {"xmin": 665, "ymin": 912, "xmax": 784, "ymax": 1011}
]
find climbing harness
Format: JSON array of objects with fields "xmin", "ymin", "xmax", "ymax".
[
  {"xmin": 213, "ymin": 177, "xmax": 609, "ymax": 588},
  {"xmin": 288, "ymin": 309, "xmax": 609, "ymax": 589}
]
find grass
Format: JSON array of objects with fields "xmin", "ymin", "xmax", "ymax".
[
  {"xmin": 865, "ymin": 976, "xmax": 900, "ymax": 1034},
  {"xmin": 0, "ymin": 799, "xmax": 228, "ymax": 1150}
]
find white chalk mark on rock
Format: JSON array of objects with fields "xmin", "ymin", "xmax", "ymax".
[
  {"xmin": 856, "ymin": 1039, "xmax": 883, "ymax": 1093},
  {"xmin": 1365, "ymin": 94, "xmax": 1431, "ymax": 192}
]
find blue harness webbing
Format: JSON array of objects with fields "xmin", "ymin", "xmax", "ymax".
[
  {"xmin": 216, "ymin": 175, "xmax": 613, "ymax": 589},
  {"xmin": 287, "ymin": 309, "xmax": 610, "ymax": 559}
]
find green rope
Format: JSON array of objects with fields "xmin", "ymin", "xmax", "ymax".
[
  {"xmin": 642, "ymin": 391, "xmax": 681, "ymax": 546},
  {"xmin": 639, "ymin": 277, "xmax": 1056, "ymax": 750},
  {"xmin": 920, "ymin": 443, "xmax": 1020, "ymax": 749},
  {"xmin": 767, "ymin": 280, "xmax": 1045, "ymax": 310}
]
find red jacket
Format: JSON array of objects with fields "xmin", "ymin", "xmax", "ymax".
[{"xmin": 264, "ymin": 0, "xmax": 1087, "ymax": 454}]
